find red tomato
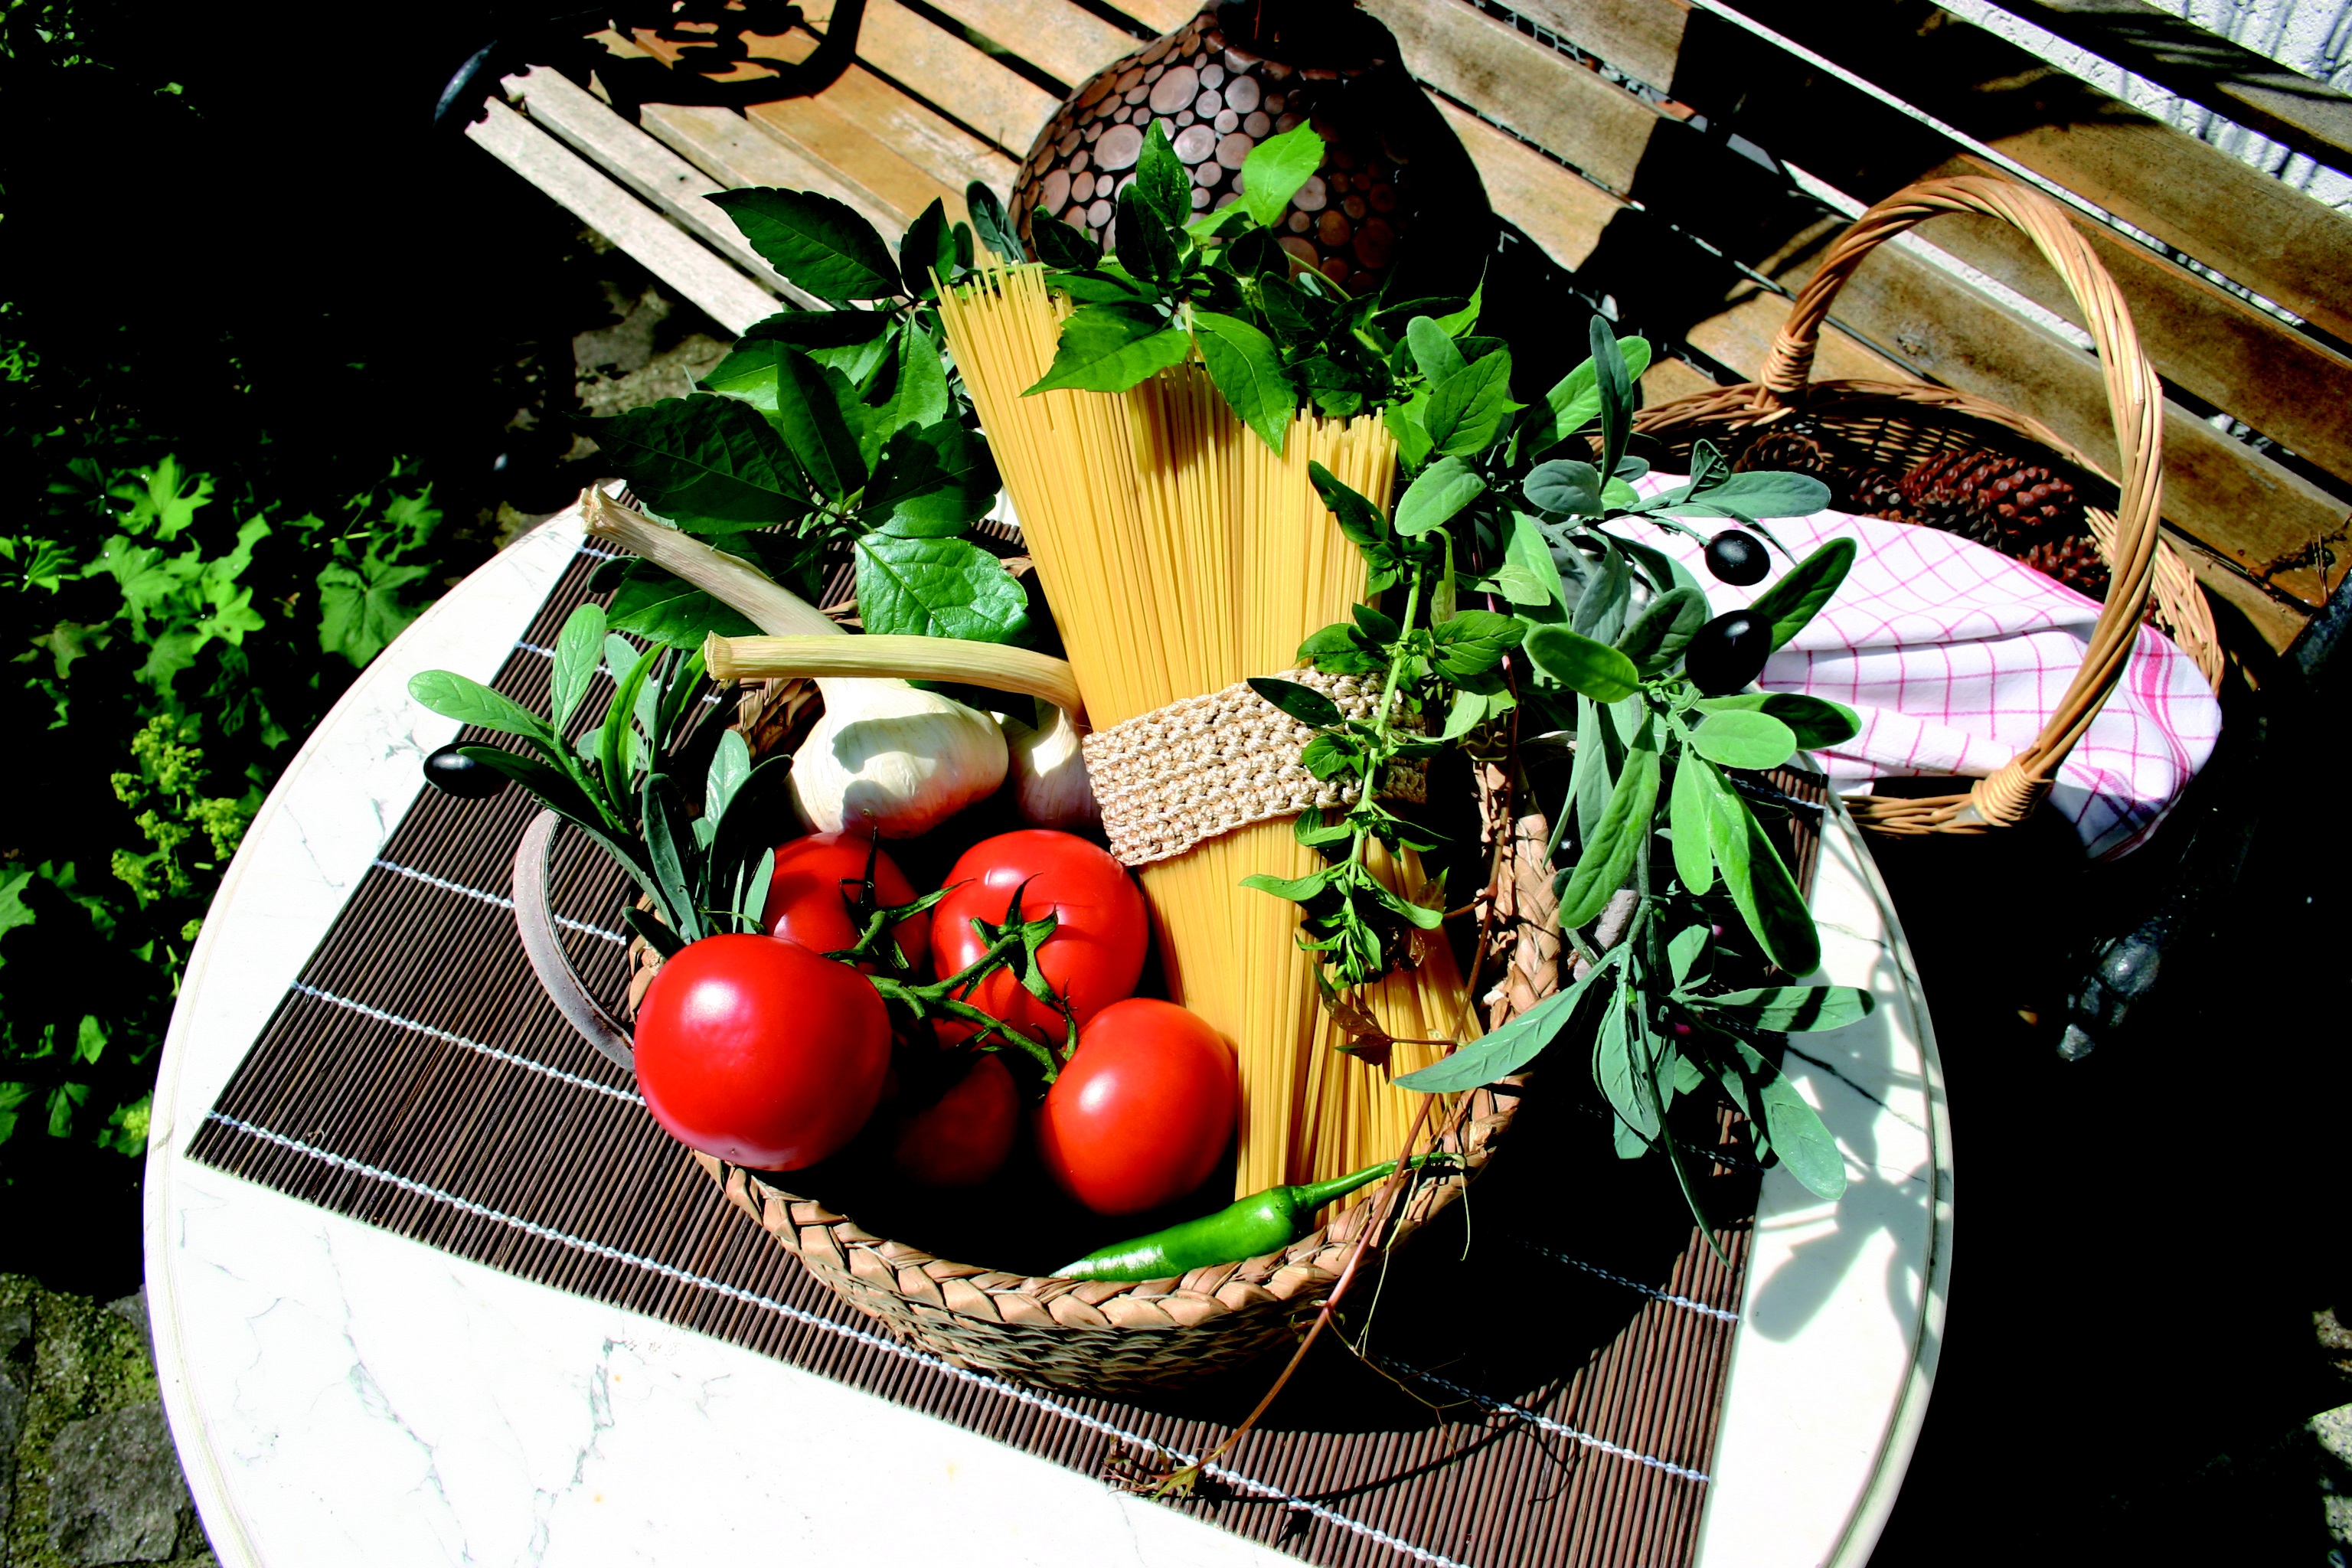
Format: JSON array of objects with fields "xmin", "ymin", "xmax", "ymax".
[
  {"xmin": 891, "ymin": 1053, "xmax": 1020, "ymax": 1187},
  {"xmin": 762, "ymin": 830, "xmax": 929, "ymax": 972},
  {"xmin": 1035, "ymin": 998, "xmax": 1237, "ymax": 1215},
  {"xmin": 633, "ymin": 934, "xmax": 889, "ymax": 1171},
  {"xmin": 932, "ymin": 830, "xmax": 1147, "ymax": 1050}
]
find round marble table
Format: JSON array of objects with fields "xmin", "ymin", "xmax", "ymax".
[{"xmin": 145, "ymin": 506, "xmax": 1952, "ymax": 1567}]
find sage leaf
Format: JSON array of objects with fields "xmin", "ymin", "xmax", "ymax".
[
  {"xmin": 1689, "ymin": 709, "xmax": 1799, "ymax": 770},
  {"xmin": 550, "ymin": 604, "xmax": 605, "ymax": 730},
  {"xmin": 1557, "ymin": 741, "xmax": 1659, "ymax": 928},
  {"xmin": 1668, "ymin": 756, "xmax": 1715, "ymax": 895},
  {"xmin": 1615, "ymin": 585, "xmax": 1707, "ymax": 675},
  {"xmin": 1475, "ymin": 561, "xmax": 1551, "ymax": 607},
  {"xmin": 1589, "ymin": 315, "xmax": 1634, "ymax": 476},
  {"xmin": 707, "ymin": 188, "xmax": 900, "ymax": 302},
  {"xmin": 1396, "ymin": 949, "xmax": 1619, "ymax": 1093},
  {"xmin": 1706, "ymin": 775, "xmax": 1821, "ymax": 976},
  {"xmin": 854, "ymin": 534, "xmax": 1029, "ymax": 642},
  {"xmin": 1758, "ymin": 1068, "xmax": 1847, "ymax": 1199},
  {"xmin": 1572, "ymin": 540, "xmax": 1631, "ymax": 642},
  {"xmin": 1746, "ymin": 537, "xmax": 1857, "ymax": 650},
  {"xmin": 1668, "ymin": 923, "xmax": 1709, "ymax": 986},
  {"xmin": 1571, "ymin": 695, "xmax": 1612, "ymax": 839},
  {"xmin": 966, "ymin": 181, "xmax": 1024, "ymax": 263},
  {"xmin": 1694, "ymin": 691, "xmax": 1859, "ymax": 750},
  {"xmin": 410, "ymin": 671, "xmax": 554, "ymax": 745},
  {"xmin": 1592, "ymin": 985, "xmax": 1657, "ymax": 1142},
  {"xmin": 1240, "ymin": 123, "xmax": 1324, "ymax": 227},
  {"xmin": 1193, "ymin": 311, "xmax": 1297, "ymax": 453},
  {"xmin": 1393, "ymin": 456, "xmax": 1484, "ymax": 537},
  {"xmin": 1701, "ymin": 985, "xmax": 1873, "ymax": 1033},
  {"xmin": 1406, "ymin": 315, "xmax": 1465, "ymax": 384},
  {"xmin": 1523, "ymin": 624, "xmax": 1640, "ymax": 702},
  {"xmin": 1524, "ymin": 459, "xmax": 1602, "ymax": 518},
  {"xmin": 1025, "ymin": 304, "xmax": 1191, "ymax": 394},
  {"xmin": 1247, "ymin": 676, "xmax": 1343, "ymax": 728},
  {"xmin": 1522, "ymin": 335, "xmax": 1651, "ymax": 459},
  {"xmin": 590, "ymin": 395, "xmax": 802, "ymax": 524}
]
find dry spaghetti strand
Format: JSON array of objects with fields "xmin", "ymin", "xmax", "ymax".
[{"xmin": 939, "ymin": 267, "xmax": 1477, "ymax": 1199}]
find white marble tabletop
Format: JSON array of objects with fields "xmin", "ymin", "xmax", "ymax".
[{"xmin": 145, "ymin": 508, "xmax": 1952, "ymax": 1568}]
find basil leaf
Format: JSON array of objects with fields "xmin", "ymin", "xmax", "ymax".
[
  {"xmin": 1521, "ymin": 335, "xmax": 1651, "ymax": 460},
  {"xmin": 772, "ymin": 348, "xmax": 866, "ymax": 498},
  {"xmin": 1247, "ymin": 675, "xmax": 1343, "ymax": 728},
  {"xmin": 1705, "ymin": 773, "xmax": 1821, "ymax": 976},
  {"xmin": 1615, "ymin": 585, "xmax": 1707, "ymax": 675},
  {"xmin": 409, "ymin": 671, "xmax": 554, "ymax": 745},
  {"xmin": 1113, "ymin": 184, "xmax": 1180, "ymax": 283},
  {"xmin": 1758, "ymin": 1067, "xmax": 1847, "ymax": 1199},
  {"xmin": 967, "ymin": 181, "xmax": 1024, "ymax": 263},
  {"xmin": 1135, "ymin": 121, "xmax": 1192, "ymax": 227},
  {"xmin": 1688, "ymin": 709, "xmax": 1799, "ymax": 770},
  {"xmin": 1430, "ymin": 609, "xmax": 1524, "ymax": 680},
  {"xmin": 1371, "ymin": 882, "xmax": 1446, "ymax": 929},
  {"xmin": 1522, "ymin": 624, "xmax": 1640, "ymax": 702},
  {"xmin": 1746, "ymin": 537, "xmax": 1857, "ymax": 650},
  {"xmin": 550, "ymin": 603, "xmax": 606, "ymax": 729},
  {"xmin": 866, "ymin": 420, "xmax": 999, "ymax": 537},
  {"xmin": 1556, "ymin": 740, "xmax": 1659, "ymax": 928},
  {"xmin": 707, "ymin": 188, "xmax": 899, "ymax": 303},
  {"xmin": 1424, "ymin": 351, "xmax": 1517, "ymax": 457},
  {"xmin": 1406, "ymin": 315, "xmax": 1466, "ymax": 384},
  {"xmin": 590, "ymin": 395, "xmax": 803, "ymax": 524},
  {"xmin": 1192, "ymin": 310, "xmax": 1296, "ymax": 453},
  {"xmin": 604, "ymin": 559, "xmax": 759, "ymax": 649},
  {"xmin": 1031, "ymin": 208, "xmax": 1102, "ymax": 268},
  {"xmin": 1386, "ymin": 397, "xmax": 1434, "ymax": 469},
  {"xmin": 1297, "ymin": 621, "xmax": 1383, "ymax": 675},
  {"xmin": 1025, "ymin": 304, "xmax": 1191, "ymax": 394},
  {"xmin": 1393, "ymin": 456, "xmax": 1484, "ymax": 537},
  {"xmin": 1242, "ymin": 869, "xmax": 1330, "ymax": 901},
  {"xmin": 897, "ymin": 198, "xmax": 956, "ymax": 299},
  {"xmin": 1395, "ymin": 950, "xmax": 1615, "ymax": 1093},
  {"xmin": 1668, "ymin": 755, "xmax": 1715, "ymax": 895},
  {"xmin": 1700, "ymin": 985, "xmax": 1873, "ymax": 1033},
  {"xmin": 1524, "ymin": 459, "xmax": 1602, "ymax": 518},
  {"xmin": 854, "ymin": 534, "xmax": 1029, "ymax": 642},
  {"xmin": 1308, "ymin": 461, "xmax": 1390, "ymax": 550},
  {"xmin": 1240, "ymin": 123, "xmax": 1324, "ymax": 227}
]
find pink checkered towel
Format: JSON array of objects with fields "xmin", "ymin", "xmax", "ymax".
[{"xmin": 1618, "ymin": 480, "xmax": 2223, "ymax": 859}]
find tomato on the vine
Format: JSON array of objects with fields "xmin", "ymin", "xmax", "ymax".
[
  {"xmin": 1035, "ymin": 998, "xmax": 1236, "ymax": 1216},
  {"xmin": 932, "ymin": 830, "xmax": 1148, "ymax": 1048},
  {"xmin": 762, "ymin": 829, "xmax": 930, "ymax": 972},
  {"xmin": 890, "ymin": 1052, "xmax": 1021, "ymax": 1187},
  {"xmin": 633, "ymin": 934, "xmax": 889, "ymax": 1171}
]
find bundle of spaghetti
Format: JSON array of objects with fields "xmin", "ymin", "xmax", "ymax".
[{"xmin": 939, "ymin": 266, "xmax": 1477, "ymax": 1198}]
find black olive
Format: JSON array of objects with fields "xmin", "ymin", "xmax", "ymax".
[
  {"xmin": 1684, "ymin": 611, "xmax": 1772, "ymax": 695},
  {"xmin": 1704, "ymin": 528, "xmax": 1769, "ymax": 586},
  {"xmin": 423, "ymin": 743, "xmax": 505, "ymax": 800}
]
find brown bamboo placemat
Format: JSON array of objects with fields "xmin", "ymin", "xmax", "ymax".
[{"xmin": 188, "ymin": 542, "xmax": 1802, "ymax": 1568}]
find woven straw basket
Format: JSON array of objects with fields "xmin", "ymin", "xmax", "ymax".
[
  {"xmin": 1635, "ymin": 175, "xmax": 2223, "ymax": 838},
  {"xmin": 513, "ymin": 675, "xmax": 1522, "ymax": 1395}
]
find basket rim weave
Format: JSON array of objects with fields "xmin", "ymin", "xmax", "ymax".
[{"xmin": 1634, "ymin": 174, "xmax": 2220, "ymax": 838}]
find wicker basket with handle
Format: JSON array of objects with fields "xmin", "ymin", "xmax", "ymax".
[
  {"xmin": 509, "ymin": 671, "xmax": 1525, "ymax": 1395},
  {"xmin": 1635, "ymin": 175, "xmax": 2221, "ymax": 838}
]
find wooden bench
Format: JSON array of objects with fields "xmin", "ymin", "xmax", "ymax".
[{"xmin": 460, "ymin": 0, "xmax": 2352, "ymax": 664}]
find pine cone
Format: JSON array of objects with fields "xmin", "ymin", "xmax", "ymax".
[
  {"xmin": 2017, "ymin": 533, "xmax": 2109, "ymax": 600},
  {"xmin": 1899, "ymin": 451, "xmax": 2083, "ymax": 546},
  {"xmin": 1842, "ymin": 467, "xmax": 1914, "ymax": 523},
  {"xmin": 1737, "ymin": 428, "xmax": 1909, "ymax": 519},
  {"xmin": 1734, "ymin": 428, "xmax": 1838, "ymax": 478}
]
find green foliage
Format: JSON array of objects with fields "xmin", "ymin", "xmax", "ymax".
[{"xmin": 0, "ymin": 424, "xmax": 452, "ymax": 1157}]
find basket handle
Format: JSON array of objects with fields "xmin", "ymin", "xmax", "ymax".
[
  {"xmin": 512, "ymin": 809, "xmax": 636, "ymax": 1073},
  {"xmin": 1756, "ymin": 176, "xmax": 2164, "ymax": 831}
]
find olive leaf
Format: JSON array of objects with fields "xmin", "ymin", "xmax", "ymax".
[
  {"xmin": 1705, "ymin": 774, "xmax": 1821, "ymax": 976},
  {"xmin": 1557, "ymin": 740, "xmax": 1660, "ymax": 928},
  {"xmin": 1750, "ymin": 1053, "xmax": 1847, "ymax": 1199},
  {"xmin": 1592, "ymin": 983, "xmax": 1657, "ymax": 1145}
]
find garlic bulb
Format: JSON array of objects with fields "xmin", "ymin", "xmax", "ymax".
[
  {"xmin": 583, "ymin": 491, "xmax": 1010, "ymax": 837},
  {"xmin": 1000, "ymin": 706, "xmax": 1099, "ymax": 830}
]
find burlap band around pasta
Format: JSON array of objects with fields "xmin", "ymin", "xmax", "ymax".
[{"xmin": 1085, "ymin": 668, "xmax": 1427, "ymax": 867}]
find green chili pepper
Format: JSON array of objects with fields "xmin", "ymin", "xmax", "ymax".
[{"xmin": 1054, "ymin": 1155, "xmax": 1451, "ymax": 1282}]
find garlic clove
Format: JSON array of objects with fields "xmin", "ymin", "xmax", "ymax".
[
  {"xmin": 792, "ymin": 678, "xmax": 1009, "ymax": 838},
  {"xmin": 1002, "ymin": 705, "xmax": 1100, "ymax": 830}
]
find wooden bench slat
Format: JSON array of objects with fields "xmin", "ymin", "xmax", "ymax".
[
  {"xmin": 1429, "ymin": 99, "xmax": 1619, "ymax": 271},
  {"xmin": 1997, "ymin": 0, "xmax": 2352, "ymax": 179},
  {"xmin": 854, "ymin": 0, "xmax": 1063, "ymax": 155},
  {"xmin": 1498, "ymin": 0, "xmax": 1688, "ymax": 95},
  {"xmin": 746, "ymin": 64, "xmax": 1019, "ymax": 230},
  {"xmin": 504, "ymin": 67, "xmax": 810, "ymax": 306},
  {"xmin": 464, "ymin": 99, "xmax": 780, "ymax": 335},
  {"xmin": 1713, "ymin": 0, "xmax": 2352, "ymax": 347},
  {"xmin": 639, "ymin": 100, "xmax": 917, "ymax": 242},
  {"xmin": 920, "ymin": 0, "xmax": 1143, "ymax": 91},
  {"xmin": 1108, "ymin": 0, "xmax": 1204, "ymax": 37},
  {"xmin": 1923, "ymin": 155, "xmax": 2352, "ymax": 491}
]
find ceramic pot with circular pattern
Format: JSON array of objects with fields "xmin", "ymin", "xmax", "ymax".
[{"xmin": 1009, "ymin": 0, "xmax": 1493, "ymax": 296}]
